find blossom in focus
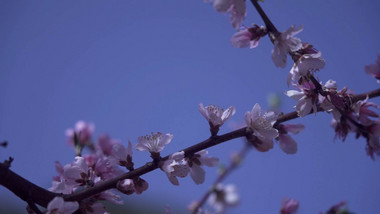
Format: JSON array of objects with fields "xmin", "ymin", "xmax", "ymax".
[
  {"xmin": 199, "ymin": 103, "xmax": 236, "ymax": 135},
  {"xmin": 185, "ymin": 150, "xmax": 219, "ymax": 184},
  {"xmin": 135, "ymin": 132, "xmax": 173, "ymax": 153},
  {"xmin": 280, "ymin": 198, "xmax": 299, "ymax": 214},
  {"xmin": 272, "ymin": 25, "xmax": 303, "ymax": 68},
  {"xmin": 286, "ymin": 81, "xmax": 319, "ymax": 117},
  {"xmin": 230, "ymin": 25, "xmax": 266, "ymax": 49},
  {"xmin": 161, "ymin": 151, "xmax": 189, "ymax": 185},
  {"xmin": 209, "ymin": 0, "xmax": 246, "ymax": 29},
  {"xmin": 364, "ymin": 54, "xmax": 380, "ymax": 83},
  {"xmin": 277, "ymin": 124, "xmax": 305, "ymax": 154},
  {"xmin": 65, "ymin": 120, "xmax": 94, "ymax": 146},
  {"xmin": 207, "ymin": 183, "xmax": 239, "ymax": 213},
  {"xmin": 287, "ymin": 44, "xmax": 325, "ymax": 85},
  {"xmin": 46, "ymin": 197, "xmax": 79, "ymax": 214},
  {"xmin": 245, "ymin": 103, "xmax": 279, "ymax": 140}
]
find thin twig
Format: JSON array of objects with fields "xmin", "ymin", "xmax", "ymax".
[{"xmin": 192, "ymin": 142, "xmax": 251, "ymax": 214}]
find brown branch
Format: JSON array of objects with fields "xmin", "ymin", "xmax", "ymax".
[
  {"xmin": 0, "ymin": 162, "xmax": 58, "ymax": 208},
  {"xmin": 0, "ymin": 89, "xmax": 378, "ymax": 208}
]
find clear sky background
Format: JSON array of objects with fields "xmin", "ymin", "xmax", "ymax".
[{"xmin": 0, "ymin": 0, "xmax": 379, "ymax": 213}]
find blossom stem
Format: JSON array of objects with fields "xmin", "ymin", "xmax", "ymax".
[{"xmin": 250, "ymin": 0, "xmax": 279, "ymax": 40}]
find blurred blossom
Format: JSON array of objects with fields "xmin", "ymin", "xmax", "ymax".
[
  {"xmin": 188, "ymin": 201, "xmax": 214, "ymax": 214},
  {"xmin": 133, "ymin": 177, "xmax": 149, "ymax": 194},
  {"xmin": 135, "ymin": 132, "xmax": 173, "ymax": 153},
  {"xmin": 280, "ymin": 198, "xmax": 299, "ymax": 214},
  {"xmin": 117, "ymin": 179, "xmax": 135, "ymax": 195},
  {"xmin": 353, "ymin": 98, "xmax": 379, "ymax": 126},
  {"xmin": 112, "ymin": 140, "xmax": 134, "ymax": 169},
  {"xmin": 272, "ymin": 25, "xmax": 303, "ymax": 68},
  {"xmin": 230, "ymin": 25, "xmax": 266, "ymax": 48},
  {"xmin": 364, "ymin": 54, "xmax": 380, "ymax": 83},
  {"xmin": 82, "ymin": 203, "xmax": 109, "ymax": 214},
  {"xmin": 207, "ymin": 0, "xmax": 246, "ymax": 29},
  {"xmin": 323, "ymin": 201, "xmax": 353, "ymax": 214},
  {"xmin": 207, "ymin": 183, "xmax": 239, "ymax": 213},
  {"xmin": 364, "ymin": 121, "xmax": 380, "ymax": 159},
  {"xmin": 277, "ymin": 124, "xmax": 305, "ymax": 154},
  {"xmin": 46, "ymin": 197, "xmax": 79, "ymax": 214},
  {"xmin": 97, "ymin": 134, "xmax": 120, "ymax": 156},
  {"xmin": 65, "ymin": 120, "xmax": 95, "ymax": 146}
]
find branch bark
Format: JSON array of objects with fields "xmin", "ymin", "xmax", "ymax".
[{"xmin": 0, "ymin": 89, "xmax": 378, "ymax": 208}]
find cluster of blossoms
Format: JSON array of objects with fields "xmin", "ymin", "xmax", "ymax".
[
  {"xmin": 47, "ymin": 118, "xmax": 222, "ymax": 213},
  {"xmin": 49, "ymin": 121, "xmax": 150, "ymax": 213},
  {"xmin": 286, "ymin": 77, "xmax": 380, "ymax": 158}
]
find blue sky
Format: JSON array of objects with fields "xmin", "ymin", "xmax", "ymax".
[{"xmin": 0, "ymin": 0, "xmax": 379, "ymax": 213}]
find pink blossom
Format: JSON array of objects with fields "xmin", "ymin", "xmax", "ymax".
[
  {"xmin": 97, "ymin": 134, "xmax": 120, "ymax": 156},
  {"xmin": 135, "ymin": 132, "xmax": 173, "ymax": 153},
  {"xmin": 112, "ymin": 140, "xmax": 133, "ymax": 168},
  {"xmin": 286, "ymin": 81, "xmax": 318, "ymax": 117},
  {"xmin": 364, "ymin": 121, "xmax": 380, "ymax": 159},
  {"xmin": 63, "ymin": 156, "xmax": 90, "ymax": 186},
  {"xmin": 207, "ymin": 183, "xmax": 239, "ymax": 213},
  {"xmin": 228, "ymin": 0, "xmax": 246, "ymax": 29},
  {"xmin": 277, "ymin": 124, "xmax": 305, "ymax": 154},
  {"xmin": 272, "ymin": 25, "xmax": 303, "ymax": 68},
  {"xmin": 353, "ymin": 98, "xmax": 379, "ymax": 126},
  {"xmin": 185, "ymin": 150, "xmax": 219, "ymax": 184},
  {"xmin": 133, "ymin": 177, "xmax": 149, "ymax": 194},
  {"xmin": 324, "ymin": 201, "xmax": 349, "ymax": 214},
  {"xmin": 46, "ymin": 197, "xmax": 79, "ymax": 214},
  {"xmin": 81, "ymin": 202, "xmax": 109, "ymax": 214},
  {"xmin": 245, "ymin": 103, "xmax": 279, "ymax": 140},
  {"xmin": 210, "ymin": 0, "xmax": 246, "ymax": 29},
  {"xmin": 287, "ymin": 47, "xmax": 325, "ymax": 85},
  {"xmin": 364, "ymin": 54, "xmax": 380, "ymax": 83},
  {"xmin": 65, "ymin": 120, "xmax": 94, "ymax": 146},
  {"xmin": 117, "ymin": 179, "xmax": 135, "ymax": 195},
  {"xmin": 230, "ymin": 25, "xmax": 266, "ymax": 49},
  {"xmin": 246, "ymin": 135, "xmax": 274, "ymax": 152},
  {"xmin": 199, "ymin": 103, "xmax": 236, "ymax": 135},
  {"xmin": 161, "ymin": 151, "xmax": 189, "ymax": 185},
  {"xmin": 91, "ymin": 154, "xmax": 123, "ymax": 180},
  {"xmin": 280, "ymin": 198, "xmax": 299, "ymax": 214}
]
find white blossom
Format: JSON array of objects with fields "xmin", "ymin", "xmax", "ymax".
[
  {"xmin": 272, "ymin": 25, "xmax": 303, "ymax": 68},
  {"xmin": 135, "ymin": 132, "xmax": 173, "ymax": 153},
  {"xmin": 245, "ymin": 103, "xmax": 279, "ymax": 140}
]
